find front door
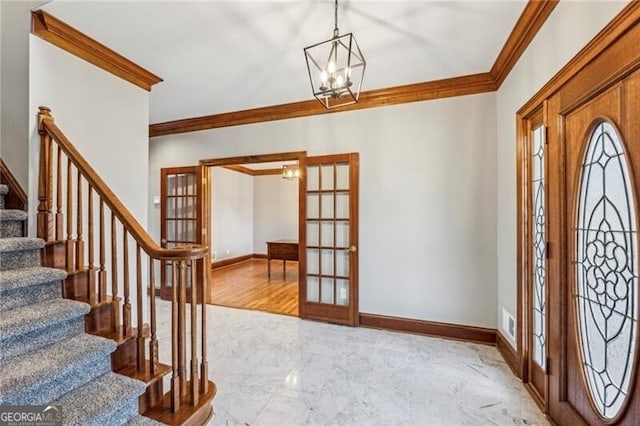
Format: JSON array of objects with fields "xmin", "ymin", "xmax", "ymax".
[
  {"xmin": 300, "ymin": 153, "xmax": 359, "ymax": 325},
  {"xmin": 160, "ymin": 166, "xmax": 204, "ymax": 301},
  {"xmin": 558, "ymin": 76, "xmax": 640, "ymax": 424}
]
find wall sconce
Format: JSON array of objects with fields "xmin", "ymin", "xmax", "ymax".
[{"xmin": 282, "ymin": 164, "xmax": 301, "ymax": 180}]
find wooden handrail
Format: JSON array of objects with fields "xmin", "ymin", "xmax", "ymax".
[
  {"xmin": 37, "ymin": 106, "xmax": 214, "ymax": 419},
  {"xmin": 38, "ymin": 106, "xmax": 206, "ymax": 260}
]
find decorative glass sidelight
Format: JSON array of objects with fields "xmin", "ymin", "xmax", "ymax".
[
  {"xmin": 575, "ymin": 120, "xmax": 638, "ymax": 419},
  {"xmin": 532, "ymin": 125, "xmax": 547, "ymax": 370}
]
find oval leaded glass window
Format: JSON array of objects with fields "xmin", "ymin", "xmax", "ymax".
[{"xmin": 576, "ymin": 120, "xmax": 638, "ymax": 420}]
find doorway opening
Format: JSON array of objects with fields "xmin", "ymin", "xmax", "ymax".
[
  {"xmin": 160, "ymin": 150, "xmax": 360, "ymax": 326},
  {"xmin": 208, "ymin": 158, "xmax": 301, "ymax": 316},
  {"xmin": 201, "ymin": 152, "xmax": 305, "ymax": 318}
]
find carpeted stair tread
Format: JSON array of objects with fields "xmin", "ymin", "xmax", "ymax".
[
  {"xmin": 0, "ymin": 184, "xmax": 7, "ymax": 195},
  {"xmin": 52, "ymin": 372, "xmax": 147, "ymax": 426},
  {"xmin": 0, "ymin": 237, "xmax": 44, "ymax": 270},
  {"xmin": 0, "ymin": 333, "xmax": 116, "ymax": 403},
  {"xmin": 0, "ymin": 237, "xmax": 44, "ymax": 252},
  {"xmin": 0, "ymin": 298, "xmax": 89, "ymax": 341},
  {"xmin": 0, "ymin": 266, "xmax": 67, "ymax": 292},
  {"xmin": 0, "ymin": 209, "xmax": 28, "ymax": 221}
]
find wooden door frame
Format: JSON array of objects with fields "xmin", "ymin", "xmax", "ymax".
[
  {"xmin": 301, "ymin": 152, "xmax": 360, "ymax": 326},
  {"xmin": 200, "ymin": 151, "xmax": 307, "ymax": 315},
  {"xmin": 159, "ymin": 165, "xmax": 204, "ymax": 301},
  {"xmin": 515, "ymin": 3, "xmax": 640, "ymax": 423},
  {"xmin": 517, "ymin": 105, "xmax": 548, "ymax": 411}
]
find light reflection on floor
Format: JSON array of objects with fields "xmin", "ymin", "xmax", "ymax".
[{"xmin": 155, "ymin": 301, "xmax": 548, "ymax": 426}]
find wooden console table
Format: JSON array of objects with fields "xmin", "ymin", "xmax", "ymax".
[{"xmin": 266, "ymin": 240, "xmax": 299, "ymax": 279}]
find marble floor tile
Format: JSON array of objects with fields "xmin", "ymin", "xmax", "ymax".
[{"xmin": 155, "ymin": 302, "xmax": 549, "ymax": 426}]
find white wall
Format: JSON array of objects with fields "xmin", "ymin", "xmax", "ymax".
[
  {"xmin": 149, "ymin": 92, "xmax": 498, "ymax": 328},
  {"xmin": 211, "ymin": 167, "xmax": 253, "ymax": 260},
  {"xmin": 28, "ymin": 36, "xmax": 150, "ymax": 234},
  {"xmin": 1, "ymin": 1, "xmax": 39, "ymax": 188},
  {"xmin": 495, "ymin": 0, "xmax": 629, "ymax": 345},
  {"xmin": 253, "ymin": 174, "xmax": 298, "ymax": 254},
  {"xmin": 29, "ymin": 36, "xmax": 151, "ymax": 322}
]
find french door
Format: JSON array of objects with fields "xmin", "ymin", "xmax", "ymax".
[
  {"xmin": 160, "ymin": 166, "xmax": 205, "ymax": 301},
  {"xmin": 300, "ymin": 153, "xmax": 359, "ymax": 325}
]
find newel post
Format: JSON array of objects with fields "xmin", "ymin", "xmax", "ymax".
[{"xmin": 37, "ymin": 106, "xmax": 55, "ymax": 241}]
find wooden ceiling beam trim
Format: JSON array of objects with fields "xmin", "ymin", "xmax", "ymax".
[
  {"xmin": 490, "ymin": 0, "xmax": 559, "ymax": 89},
  {"xmin": 149, "ymin": 72, "xmax": 495, "ymax": 137},
  {"xmin": 31, "ymin": 10, "xmax": 163, "ymax": 92},
  {"xmin": 147, "ymin": 0, "xmax": 558, "ymax": 137}
]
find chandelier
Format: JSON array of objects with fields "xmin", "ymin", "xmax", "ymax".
[
  {"xmin": 282, "ymin": 164, "xmax": 301, "ymax": 180},
  {"xmin": 304, "ymin": 0, "xmax": 366, "ymax": 109}
]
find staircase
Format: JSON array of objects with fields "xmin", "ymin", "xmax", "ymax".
[
  {"xmin": 0, "ymin": 183, "xmax": 159, "ymax": 425},
  {"xmin": 16, "ymin": 106, "xmax": 216, "ymax": 425}
]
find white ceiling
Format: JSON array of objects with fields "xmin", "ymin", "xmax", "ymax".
[{"xmin": 41, "ymin": 0, "xmax": 527, "ymax": 123}]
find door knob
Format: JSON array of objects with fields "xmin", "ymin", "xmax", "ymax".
[
  {"xmin": 348, "ymin": 245, "xmax": 357, "ymax": 253},
  {"xmin": 161, "ymin": 238, "xmax": 167, "ymax": 244}
]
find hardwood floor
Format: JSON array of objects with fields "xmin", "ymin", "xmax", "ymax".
[{"xmin": 210, "ymin": 258, "xmax": 298, "ymax": 316}]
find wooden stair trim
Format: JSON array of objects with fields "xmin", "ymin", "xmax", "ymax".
[
  {"xmin": 116, "ymin": 361, "xmax": 171, "ymax": 385},
  {"xmin": 0, "ymin": 157, "xmax": 28, "ymax": 211},
  {"xmin": 144, "ymin": 381, "xmax": 216, "ymax": 426},
  {"xmin": 38, "ymin": 109, "xmax": 207, "ymax": 261}
]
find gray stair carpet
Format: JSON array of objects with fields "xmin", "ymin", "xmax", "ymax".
[
  {"xmin": 0, "ymin": 209, "xmax": 28, "ymax": 238},
  {"xmin": 0, "ymin": 184, "xmax": 155, "ymax": 424}
]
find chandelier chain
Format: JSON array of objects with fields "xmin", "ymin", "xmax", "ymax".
[{"xmin": 333, "ymin": 0, "xmax": 339, "ymax": 38}]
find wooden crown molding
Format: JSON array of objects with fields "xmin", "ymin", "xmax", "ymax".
[
  {"xmin": 253, "ymin": 168, "xmax": 282, "ymax": 176},
  {"xmin": 200, "ymin": 151, "xmax": 306, "ymax": 167},
  {"xmin": 222, "ymin": 165, "xmax": 282, "ymax": 177},
  {"xmin": 491, "ymin": 0, "xmax": 559, "ymax": 88},
  {"xmin": 223, "ymin": 165, "xmax": 255, "ymax": 176},
  {"xmin": 147, "ymin": 0, "xmax": 556, "ymax": 137},
  {"xmin": 149, "ymin": 72, "xmax": 496, "ymax": 137},
  {"xmin": 31, "ymin": 10, "xmax": 163, "ymax": 92},
  {"xmin": 519, "ymin": 0, "xmax": 640, "ymax": 117}
]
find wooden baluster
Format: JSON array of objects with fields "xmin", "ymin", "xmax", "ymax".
[
  {"xmin": 123, "ymin": 229, "xmax": 132, "ymax": 337},
  {"xmin": 190, "ymin": 259, "xmax": 199, "ymax": 405},
  {"xmin": 111, "ymin": 212, "xmax": 120, "ymax": 333},
  {"xmin": 136, "ymin": 244, "xmax": 145, "ymax": 373},
  {"xmin": 200, "ymin": 256, "xmax": 209, "ymax": 395},
  {"xmin": 37, "ymin": 106, "xmax": 54, "ymax": 241},
  {"xmin": 66, "ymin": 158, "xmax": 74, "ymax": 269},
  {"xmin": 98, "ymin": 200, "xmax": 107, "ymax": 302},
  {"xmin": 75, "ymin": 170, "xmax": 84, "ymax": 271},
  {"xmin": 87, "ymin": 184, "xmax": 95, "ymax": 304},
  {"xmin": 171, "ymin": 260, "xmax": 181, "ymax": 412},
  {"xmin": 149, "ymin": 258, "xmax": 159, "ymax": 376},
  {"xmin": 55, "ymin": 146, "xmax": 63, "ymax": 240},
  {"xmin": 179, "ymin": 260, "xmax": 187, "ymax": 398}
]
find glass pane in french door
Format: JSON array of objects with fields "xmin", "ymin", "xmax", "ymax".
[
  {"xmin": 531, "ymin": 125, "xmax": 547, "ymax": 370},
  {"xmin": 160, "ymin": 166, "xmax": 201, "ymax": 300},
  {"xmin": 305, "ymin": 161, "xmax": 351, "ymax": 306}
]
